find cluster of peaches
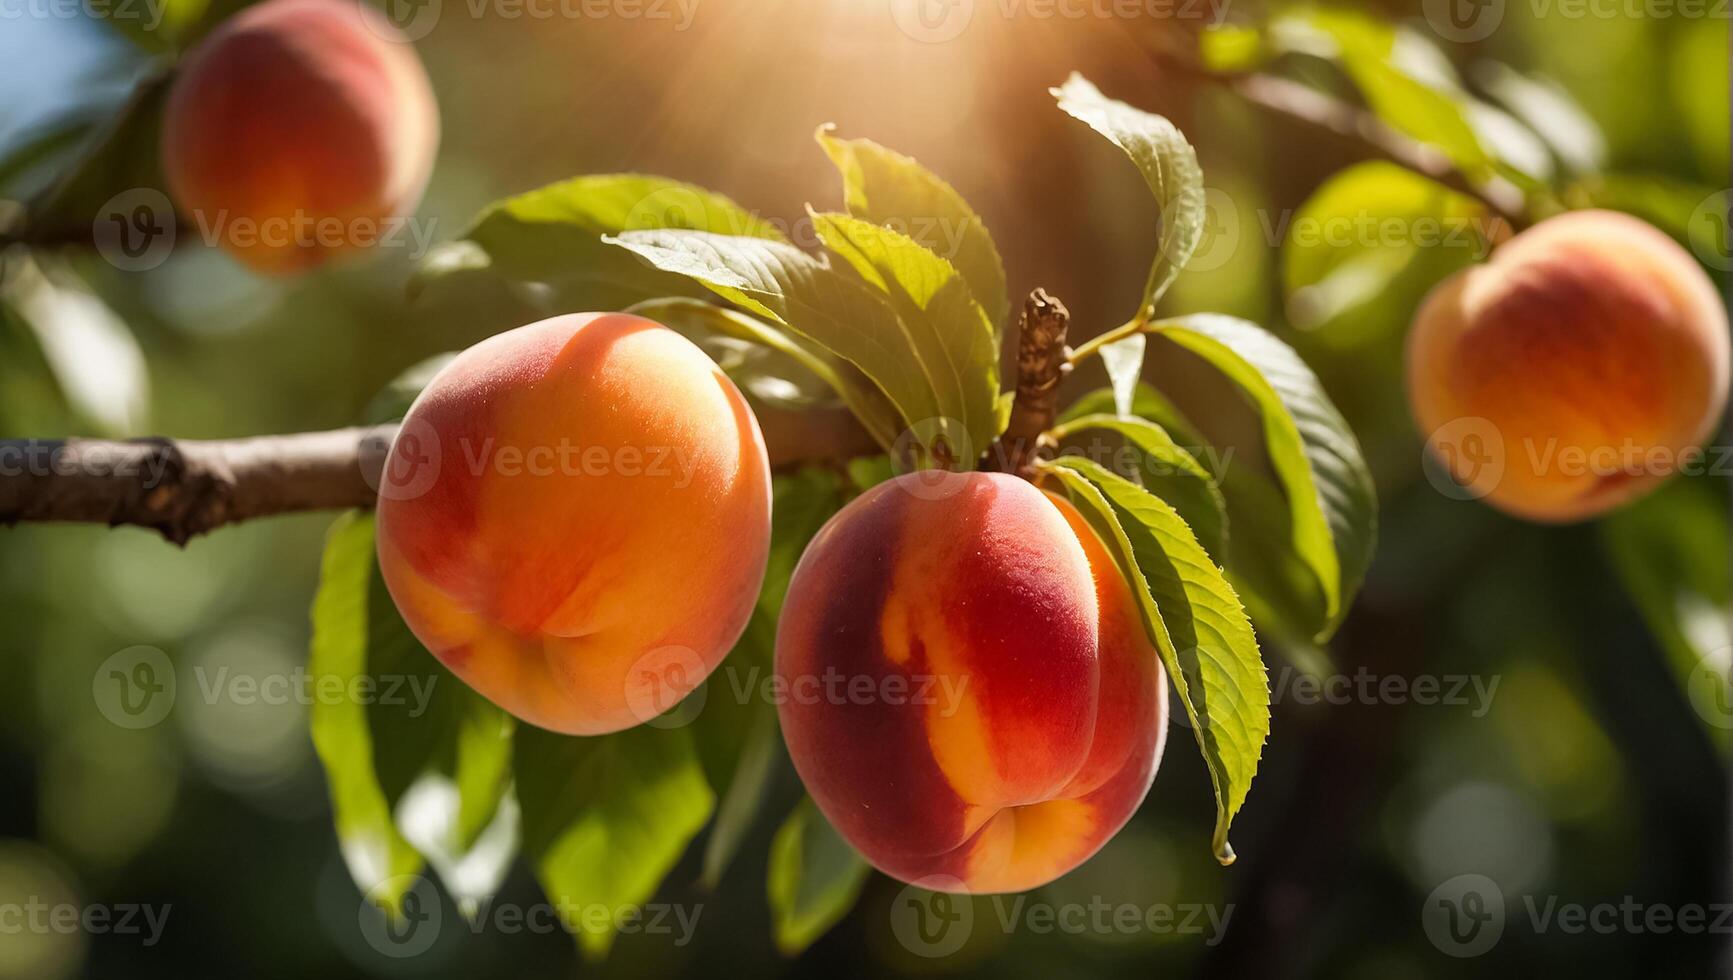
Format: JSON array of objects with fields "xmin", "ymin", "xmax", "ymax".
[{"xmin": 162, "ymin": 0, "xmax": 1728, "ymax": 893}]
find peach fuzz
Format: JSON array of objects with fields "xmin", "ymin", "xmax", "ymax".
[
  {"xmin": 1407, "ymin": 209, "xmax": 1729, "ymax": 522},
  {"xmin": 161, "ymin": 0, "xmax": 439, "ymax": 274},
  {"xmin": 376, "ymin": 313, "xmax": 772, "ymax": 736},
  {"xmin": 775, "ymin": 472, "xmax": 1167, "ymax": 893}
]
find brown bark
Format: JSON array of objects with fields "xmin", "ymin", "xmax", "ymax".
[{"xmin": 989, "ymin": 288, "xmax": 1073, "ymax": 479}]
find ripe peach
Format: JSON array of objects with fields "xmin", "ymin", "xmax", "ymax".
[
  {"xmin": 1408, "ymin": 209, "xmax": 1729, "ymax": 521},
  {"xmin": 775, "ymin": 473, "xmax": 1167, "ymax": 893},
  {"xmin": 375, "ymin": 313, "xmax": 772, "ymax": 736},
  {"xmin": 161, "ymin": 0, "xmax": 439, "ymax": 274}
]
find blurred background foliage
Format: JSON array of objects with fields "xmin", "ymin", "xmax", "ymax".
[{"xmin": 0, "ymin": 0, "xmax": 1726, "ymax": 977}]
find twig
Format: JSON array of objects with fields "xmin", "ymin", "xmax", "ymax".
[
  {"xmin": 0, "ymin": 401, "xmax": 880, "ymax": 545},
  {"xmin": 1219, "ymin": 71, "xmax": 1530, "ymax": 230},
  {"xmin": 1135, "ymin": 39, "xmax": 1530, "ymax": 230},
  {"xmin": 988, "ymin": 288, "xmax": 1072, "ymax": 479}
]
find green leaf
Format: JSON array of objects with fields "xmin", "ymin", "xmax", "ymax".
[
  {"xmin": 413, "ymin": 174, "xmax": 786, "ymax": 316},
  {"xmin": 1475, "ymin": 62, "xmax": 1606, "ymax": 177},
  {"xmin": 0, "ymin": 256, "xmax": 150, "ymax": 436},
  {"xmin": 1199, "ymin": 24, "xmax": 1268, "ymax": 72},
  {"xmin": 815, "ymin": 127, "xmax": 1010, "ymax": 332},
  {"xmin": 766, "ymin": 797, "xmax": 870, "ymax": 955},
  {"xmin": 25, "ymin": 73, "xmax": 173, "ymax": 244},
  {"xmin": 696, "ymin": 469, "xmax": 845, "ymax": 887},
  {"xmin": 811, "ymin": 211, "xmax": 1000, "ymax": 457},
  {"xmin": 627, "ymin": 296, "xmax": 901, "ymax": 449},
  {"xmin": 1052, "ymin": 73, "xmax": 1204, "ymax": 316},
  {"xmin": 308, "ymin": 513, "xmax": 424, "ymax": 914},
  {"xmin": 515, "ymin": 724, "xmax": 714, "ymax": 959},
  {"xmin": 1271, "ymin": 12, "xmax": 1490, "ymax": 175},
  {"xmin": 1061, "ymin": 383, "xmax": 1206, "ymax": 448},
  {"xmin": 1098, "ymin": 333, "xmax": 1147, "ymax": 419},
  {"xmin": 1046, "ymin": 458, "xmax": 1267, "ymax": 864},
  {"xmin": 1050, "ymin": 414, "xmax": 1227, "ymax": 561},
  {"xmin": 1282, "ymin": 162, "xmax": 1484, "ymax": 334},
  {"xmin": 309, "ymin": 511, "xmax": 520, "ymax": 918},
  {"xmin": 1601, "ymin": 477, "xmax": 1732, "ymax": 750},
  {"xmin": 364, "ymin": 568, "xmax": 517, "ymax": 915},
  {"xmin": 1155, "ymin": 316, "xmax": 1377, "ymax": 641},
  {"xmin": 605, "ymin": 230, "xmax": 960, "ymax": 462}
]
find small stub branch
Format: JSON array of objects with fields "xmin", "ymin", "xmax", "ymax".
[{"xmin": 991, "ymin": 288, "xmax": 1072, "ymax": 479}]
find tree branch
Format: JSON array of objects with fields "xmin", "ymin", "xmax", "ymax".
[
  {"xmin": 0, "ymin": 402, "xmax": 880, "ymax": 545},
  {"xmin": 1217, "ymin": 71, "xmax": 1529, "ymax": 230},
  {"xmin": 988, "ymin": 288, "xmax": 1072, "ymax": 479},
  {"xmin": 0, "ymin": 429, "xmax": 388, "ymax": 545},
  {"xmin": 1134, "ymin": 39, "xmax": 1531, "ymax": 230}
]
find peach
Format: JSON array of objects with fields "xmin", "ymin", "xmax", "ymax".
[
  {"xmin": 1408, "ymin": 209, "xmax": 1729, "ymax": 521},
  {"xmin": 375, "ymin": 313, "xmax": 772, "ymax": 735},
  {"xmin": 161, "ymin": 0, "xmax": 439, "ymax": 274},
  {"xmin": 775, "ymin": 473, "xmax": 1167, "ymax": 893}
]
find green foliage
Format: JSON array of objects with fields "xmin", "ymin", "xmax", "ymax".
[
  {"xmin": 1281, "ymin": 162, "xmax": 1484, "ymax": 338},
  {"xmin": 308, "ymin": 512, "xmax": 425, "ymax": 915},
  {"xmin": 1049, "ymin": 414, "xmax": 1228, "ymax": 561},
  {"xmin": 1156, "ymin": 315, "xmax": 1377, "ymax": 642},
  {"xmin": 1601, "ymin": 477, "xmax": 1732, "ymax": 751},
  {"xmin": 514, "ymin": 724, "xmax": 713, "ymax": 960},
  {"xmin": 1052, "ymin": 74, "xmax": 1205, "ymax": 317},
  {"xmin": 766, "ymin": 797, "xmax": 870, "ymax": 955},
  {"xmin": 411, "ymin": 174, "xmax": 787, "ymax": 321},
  {"xmin": 607, "ymin": 229, "xmax": 969, "ymax": 465},
  {"xmin": 1045, "ymin": 459, "xmax": 1267, "ymax": 865},
  {"xmin": 815, "ymin": 127, "xmax": 1011, "ymax": 332},
  {"xmin": 809, "ymin": 210, "xmax": 1000, "ymax": 457}
]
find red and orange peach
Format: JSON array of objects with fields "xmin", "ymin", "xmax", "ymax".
[
  {"xmin": 1408, "ymin": 209, "xmax": 1730, "ymax": 521},
  {"xmin": 775, "ymin": 472, "xmax": 1167, "ymax": 893},
  {"xmin": 376, "ymin": 313, "xmax": 772, "ymax": 735},
  {"xmin": 162, "ymin": 0, "xmax": 439, "ymax": 274}
]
